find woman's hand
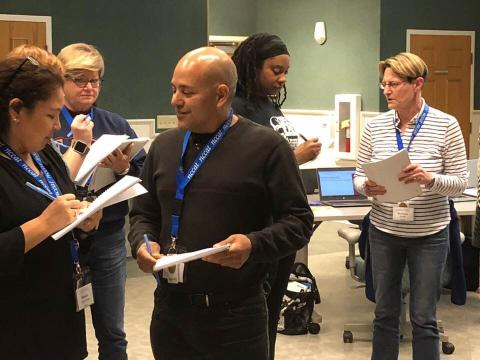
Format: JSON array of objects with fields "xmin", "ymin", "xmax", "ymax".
[
  {"xmin": 99, "ymin": 143, "xmax": 133, "ymax": 175},
  {"xmin": 399, "ymin": 164, "xmax": 434, "ymax": 186},
  {"xmin": 364, "ymin": 179, "xmax": 387, "ymax": 197},
  {"xmin": 76, "ymin": 201, "xmax": 102, "ymax": 233},
  {"xmin": 294, "ymin": 138, "xmax": 322, "ymax": 165},
  {"xmin": 38, "ymin": 194, "xmax": 82, "ymax": 233},
  {"xmin": 70, "ymin": 114, "xmax": 94, "ymax": 145}
]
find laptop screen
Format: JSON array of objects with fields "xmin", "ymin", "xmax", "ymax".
[{"xmin": 317, "ymin": 167, "xmax": 366, "ymax": 200}]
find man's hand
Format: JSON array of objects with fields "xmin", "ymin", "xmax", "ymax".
[
  {"xmin": 202, "ymin": 234, "xmax": 252, "ymax": 269},
  {"xmin": 294, "ymin": 138, "xmax": 322, "ymax": 165},
  {"xmin": 136, "ymin": 241, "xmax": 162, "ymax": 273}
]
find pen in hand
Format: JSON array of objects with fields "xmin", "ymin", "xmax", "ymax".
[
  {"xmin": 144, "ymin": 234, "xmax": 160, "ymax": 284},
  {"xmin": 25, "ymin": 182, "xmax": 56, "ymax": 201},
  {"xmin": 299, "ymin": 133, "xmax": 308, "ymax": 142}
]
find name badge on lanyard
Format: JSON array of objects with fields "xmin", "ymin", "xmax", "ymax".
[
  {"xmin": 70, "ymin": 236, "xmax": 94, "ymax": 311},
  {"xmin": 393, "ymin": 105, "xmax": 429, "ymax": 222},
  {"xmin": 164, "ymin": 110, "xmax": 233, "ymax": 284}
]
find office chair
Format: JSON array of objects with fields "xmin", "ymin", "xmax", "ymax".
[{"xmin": 338, "ymin": 225, "xmax": 456, "ymax": 355}]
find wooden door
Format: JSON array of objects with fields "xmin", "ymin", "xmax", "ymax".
[
  {"xmin": 410, "ymin": 35, "xmax": 472, "ymax": 155},
  {"xmin": 0, "ymin": 20, "xmax": 47, "ymax": 59}
]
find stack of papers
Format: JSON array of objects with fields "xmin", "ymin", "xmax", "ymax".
[
  {"xmin": 75, "ymin": 134, "xmax": 150, "ymax": 189},
  {"xmin": 153, "ymin": 244, "xmax": 231, "ymax": 272},
  {"xmin": 362, "ymin": 149, "xmax": 422, "ymax": 203},
  {"xmin": 52, "ymin": 175, "xmax": 147, "ymax": 240}
]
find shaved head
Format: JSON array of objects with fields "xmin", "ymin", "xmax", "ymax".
[
  {"xmin": 176, "ymin": 47, "xmax": 237, "ymax": 101},
  {"xmin": 171, "ymin": 47, "xmax": 238, "ymax": 133}
]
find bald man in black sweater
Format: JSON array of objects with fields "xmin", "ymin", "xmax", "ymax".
[{"xmin": 128, "ymin": 47, "xmax": 312, "ymax": 360}]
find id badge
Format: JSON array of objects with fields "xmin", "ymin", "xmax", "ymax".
[
  {"xmin": 162, "ymin": 245, "xmax": 186, "ymax": 284},
  {"xmin": 74, "ymin": 266, "xmax": 94, "ymax": 312},
  {"xmin": 393, "ymin": 202, "xmax": 414, "ymax": 222},
  {"xmin": 162, "ymin": 263, "xmax": 185, "ymax": 284}
]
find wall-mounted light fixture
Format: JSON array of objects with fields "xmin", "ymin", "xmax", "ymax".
[{"xmin": 314, "ymin": 22, "xmax": 327, "ymax": 45}]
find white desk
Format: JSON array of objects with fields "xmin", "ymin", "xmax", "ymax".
[{"xmin": 296, "ymin": 199, "xmax": 477, "ymax": 265}]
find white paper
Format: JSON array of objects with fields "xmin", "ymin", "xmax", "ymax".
[
  {"xmin": 76, "ymin": 136, "xmax": 150, "ymax": 190},
  {"xmin": 153, "ymin": 244, "xmax": 231, "ymax": 272},
  {"xmin": 463, "ymin": 187, "xmax": 477, "ymax": 198},
  {"xmin": 362, "ymin": 149, "xmax": 422, "ymax": 203},
  {"xmin": 120, "ymin": 137, "xmax": 150, "ymax": 160},
  {"xmin": 75, "ymin": 134, "xmax": 128, "ymax": 186},
  {"xmin": 52, "ymin": 176, "xmax": 147, "ymax": 240},
  {"xmin": 89, "ymin": 137, "xmax": 150, "ymax": 191}
]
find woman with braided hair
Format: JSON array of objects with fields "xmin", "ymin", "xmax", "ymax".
[{"xmin": 232, "ymin": 33, "xmax": 321, "ymax": 359}]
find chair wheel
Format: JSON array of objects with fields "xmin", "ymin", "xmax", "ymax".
[
  {"xmin": 308, "ymin": 322, "xmax": 320, "ymax": 334},
  {"xmin": 343, "ymin": 330, "xmax": 353, "ymax": 343},
  {"xmin": 442, "ymin": 342, "xmax": 455, "ymax": 355}
]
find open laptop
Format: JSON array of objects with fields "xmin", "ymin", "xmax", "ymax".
[{"xmin": 317, "ymin": 167, "xmax": 371, "ymax": 207}]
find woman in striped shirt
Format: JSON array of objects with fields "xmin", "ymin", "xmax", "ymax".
[{"xmin": 354, "ymin": 52, "xmax": 467, "ymax": 360}]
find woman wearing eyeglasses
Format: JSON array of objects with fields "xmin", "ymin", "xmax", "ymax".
[
  {"xmin": 54, "ymin": 43, "xmax": 146, "ymax": 360},
  {"xmin": 0, "ymin": 56, "xmax": 101, "ymax": 359},
  {"xmin": 7, "ymin": 44, "xmax": 94, "ymax": 180},
  {"xmin": 354, "ymin": 52, "xmax": 467, "ymax": 360}
]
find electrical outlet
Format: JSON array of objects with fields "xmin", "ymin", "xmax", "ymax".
[{"xmin": 156, "ymin": 115, "xmax": 177, "ymax": 130}]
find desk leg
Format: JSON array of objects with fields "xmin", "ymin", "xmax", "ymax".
[{"xmin": 295, "ymin": 221, "xmax": 322, "ymax": 266}]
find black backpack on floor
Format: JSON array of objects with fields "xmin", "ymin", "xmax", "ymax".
[{"xmin": 278, "ymin": 262, "xmax": 321, "ymax": 335}]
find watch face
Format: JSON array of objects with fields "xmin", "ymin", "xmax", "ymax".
[{"xmin": 73, "ymin": 141, "xmax": 88, "ymax": 153}]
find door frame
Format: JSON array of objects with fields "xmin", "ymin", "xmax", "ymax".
[
  {"xmin": 0, "ymin": 14, "xmax": 53, "ymax": 51},
  {"xmin": 406, "ymin": 29, "xmax": 476, "ymax": 157}
]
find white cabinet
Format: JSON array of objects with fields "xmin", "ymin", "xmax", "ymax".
[{"xmin": 334, "ymin": 94, "xmax": 361, "ymax": 160}]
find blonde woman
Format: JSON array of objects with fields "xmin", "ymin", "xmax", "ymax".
[
  {"xmin": 354, "ymin": 52, "xmax": 467, "ymax": 360},
  {"xmin": 55, "ymin": 43, "xmax": 146, "ymax": 360}
]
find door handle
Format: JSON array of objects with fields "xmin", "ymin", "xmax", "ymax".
[{"xmin": 434, "ymin": 70, "xmax": 449, "ymax": 75}]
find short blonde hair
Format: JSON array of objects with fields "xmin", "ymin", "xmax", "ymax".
[
  {"xmin": 7, "ymin": 44, "xmax": 65, "ymax": 75},
  {"xmin": 57, "ymin": 43, "xmax": 105, "ymax": 77},
  {"xmin": 379, "ymin": 52, "xmax": 428, "ymax": 82}
]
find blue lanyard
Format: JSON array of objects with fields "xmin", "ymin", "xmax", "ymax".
[
  {"xmin": 61, "ymin": 106, "xmax": 94, "ymax": 137},
  {"xmin": 395, "ymin": 104, "xmax": 429, "ymax": 152},
  {"xmin": 170, "ymin": 110, "xmax": 233, "ymax": 242},
  {"xmin": 0, "ymin": 144, "xmax": 61, "ymax": 198}
]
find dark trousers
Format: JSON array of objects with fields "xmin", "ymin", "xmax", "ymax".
[
  {"xmin": 150, "ymin": 289, "xmax": 269, "ymax": 360},
  {"xmin": 266, "ymin": 253, "xmax": 296, "ymax": 360}
]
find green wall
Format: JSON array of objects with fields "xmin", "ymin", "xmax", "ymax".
[
  {"xmin": 380, "ymin": 0, "xmax": 480, "ymax": 110},
  {"xmin": 209, "ymin": 0, "xmax": 256, "ymax": 35},
  {"xmin": 1, "ymin": 0, "xmax": 208, "ymax": 118},
  {"xmin": 209, "ymin": 0, "xmax": 381, "ymax": 111}
]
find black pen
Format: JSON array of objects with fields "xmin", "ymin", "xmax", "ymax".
[{"xmin": 299, "ymin": 133, "xmax": 308, "ymax": 141}]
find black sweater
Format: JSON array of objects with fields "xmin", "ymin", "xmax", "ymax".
[
  {"xmin": 129, "ymin": 117, "xmax": 312, "ymax": 293},
  {"xmin": 0, "ymin": 144, "xmax": 86, "ymax": 360}
]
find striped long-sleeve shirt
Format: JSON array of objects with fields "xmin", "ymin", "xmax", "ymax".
[{"xmin": 354, "ymin": 101, "xmax": 467, "ymax": 237}]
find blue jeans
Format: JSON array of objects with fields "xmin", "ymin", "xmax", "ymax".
[
  {"xmin": 369, "ymin": 225, "xmax": 449, "ymax": 360},
  {"xmin": 82, "ymin": 228, "xmax": 128, "ymax": 360}
]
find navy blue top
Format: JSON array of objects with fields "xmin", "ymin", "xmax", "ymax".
[{"xmin": 54, "ymin": 106, "xmax": 146, "ymax": 234}]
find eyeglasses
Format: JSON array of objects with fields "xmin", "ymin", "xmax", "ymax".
[
  {"xmin": 379, "ymin": 81, "xmax": 408, "ymax": 90},
  {"xmin": 67, "ymin": 76, "xmax": 103, "ymax": 88},
  {"xmin": 1, "ymin": 56, "xmax": 39, "ymax": 92}
]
